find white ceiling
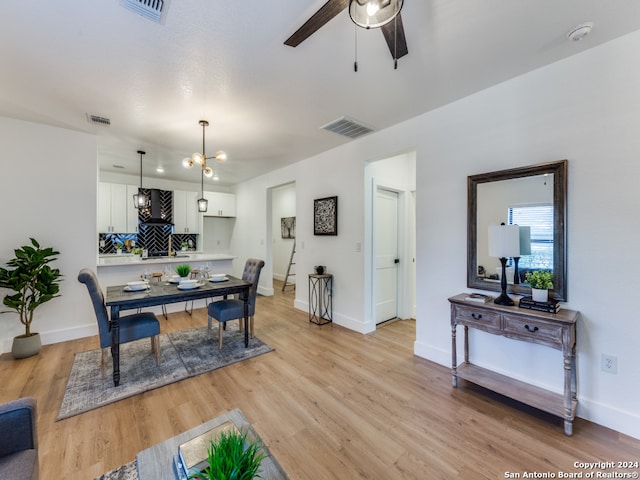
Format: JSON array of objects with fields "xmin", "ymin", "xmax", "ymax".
[{"xmin": 1, "ymin": 1, "xmax": 640, "ymax": 186}]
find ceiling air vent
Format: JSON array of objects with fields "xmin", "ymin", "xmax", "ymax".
[
  {"xmin": 86, "ymin": 114, "xmax": 111, "ymax": 126},
  {"xmin": 321, "ymin": 116, "xmax": 375, "ymax": 139},
  {"xmin": 120, "ymin": 0, "xmax": 170, "ymax": 24}
]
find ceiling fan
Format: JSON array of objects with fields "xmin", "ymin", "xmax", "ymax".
[{"xmin": 285, "ymin": 0, "xmax": 408, "ymax": 68}]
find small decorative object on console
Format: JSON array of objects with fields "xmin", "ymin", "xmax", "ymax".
[{"xmin": 464, "ymin": 293, "xmax": 493, "ymax": 303}]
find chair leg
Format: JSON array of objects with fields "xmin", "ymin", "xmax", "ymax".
[
  {"xmin": 250, "ymin": 316, "xmax": 254, "ymax": 338},
  {"xmin": 101, "ymin": 348, "xmax": 108, "ymax": 378},
  {"xmin": 152, "ymin": 335, "xmax": 161, "ymax": 365},
  {"xmin": 184, "ymin": 300, "xmax": 193, "ymax": 316},
  {"xmin": 161, "ymin": 304, "xmax": 167, "ymax": 320},
  {"xmin": 208, "ymin": 315, "xmax": 212, "ymax": 338},
  {"xmin": 218, "ymin": 321, "xmax": 224, "ymax": 349},
  {"xmin": 238, "ymin": 319, "xmax": 244, "ymax": 332}
]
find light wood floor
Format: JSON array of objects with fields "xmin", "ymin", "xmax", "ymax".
[{"xmin": 1, "ymin": 281, "xmax": 638, "ymax": 479}]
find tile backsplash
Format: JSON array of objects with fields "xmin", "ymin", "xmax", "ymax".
[{"xmin": 99, "ymin": 229, "xmax": 197, "ymax": 254}]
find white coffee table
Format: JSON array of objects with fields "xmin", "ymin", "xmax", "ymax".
[{"xmin": 136, "ymin": 408, "xmax": 288, "ymax": 480}]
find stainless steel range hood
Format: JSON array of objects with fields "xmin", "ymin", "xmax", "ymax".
[{"xmin": 139, "ymin": 188, "xmax": 173, "ymax": 226}]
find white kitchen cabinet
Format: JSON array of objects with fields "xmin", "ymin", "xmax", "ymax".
[
  {"xmin": 126, "ymin": 185, "xmax": 141, "ymax": 233},
  {"xmin": 203, "ymin": 191, "xmax": 236, "ymax": 217},
  {"xmin": 98, "ymin": 183, "xmax": 139, "ymax": 233},
  {"xmin": 173, "ymin": 190, "xmax": 200, "ymax": 233}
]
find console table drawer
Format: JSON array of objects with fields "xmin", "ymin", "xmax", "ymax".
[
  {"xmin": 454, "ymin": 306, "xmax": 501, "ymax": 329},
  {"xmin": 502, "ymin": 315, "xmax": 563, "ymax": 348}
]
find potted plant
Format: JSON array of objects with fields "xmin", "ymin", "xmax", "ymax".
[
  {"xmin": 525, "ymin": 270, "xmax": 553, "ymax": 302},
  {"xmin": 189, "ymin": 429, "xmax": 265, "ymax": 480},
  {"xmin": 115, "ymin": 243, "xmax": 123, "ymax": 254},
  {"xmin": 181, "ymin": 241, "xmax": 189, "ymax": 251},
  {"xmin": 0, "ymin": 238, "xmax": 62, "ymax": 358},
  {"xmin": 176, "ymin": 264, "xmax": 191, "ymax": 278}
]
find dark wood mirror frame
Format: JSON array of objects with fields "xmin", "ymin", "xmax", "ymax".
[{"xmin": 467, "ymin": 160, "xmax": 568, "ymax": 301}]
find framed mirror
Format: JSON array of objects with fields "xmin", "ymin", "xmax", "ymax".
[{"xmin": 467, "ymin": 160, "xmax": 567, "ymax": 301}]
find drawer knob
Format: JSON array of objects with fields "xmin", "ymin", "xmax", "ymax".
[
  {"xmin": 525, "ymin": 324, "xmax": 539, "ymax": 333},
  {"xmin": 471, "ymin": 313, "xmax": 483, "ymax": 320}
]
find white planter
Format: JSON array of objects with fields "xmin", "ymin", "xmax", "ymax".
[{"xmin": 532, "ymin": 288, "xmax": 548, "ymax": 302}]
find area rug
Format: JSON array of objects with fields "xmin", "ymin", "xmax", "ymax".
[
  {"xmin": 94, "ymin": 461, "xmax": 138, "ymax": 480},
  {"xmin": 58, "ymin": 324, "xmax": 273, "ymax": 420}
]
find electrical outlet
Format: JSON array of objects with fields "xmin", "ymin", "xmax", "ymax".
[{"xmin": 601, "ymin": 354, "xmax": 617, "ymax": 374}]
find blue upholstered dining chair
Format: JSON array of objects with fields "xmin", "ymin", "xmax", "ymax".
[
  {"xmin": 207, "ymin": 259, "xmax": 265, "ymax": 349},
  {"xmin": 78, "ymin": 268, "xmax": 161, "ymax": 377}
]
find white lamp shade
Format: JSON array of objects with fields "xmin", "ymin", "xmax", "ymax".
[
  {"xmin": 518, "ymin": 226, "xmax": 532, "ymax": 256},
  {"xmin": 488, "ymin": 225, "xmax": 520, "ymax": 258}
]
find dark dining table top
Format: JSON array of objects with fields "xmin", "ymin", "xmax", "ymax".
[{"xmin": 105, "ymin": 276, "xmax": 251, "ymax": 312}]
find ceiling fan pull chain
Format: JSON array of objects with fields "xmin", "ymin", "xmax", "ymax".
[
  {"xmin": 354, "ymin": 24, "xmax": 358, "ymax": 72},
  {"xmin": 393, "ymin": 11, "xmax": 398, "ymax": 70}
]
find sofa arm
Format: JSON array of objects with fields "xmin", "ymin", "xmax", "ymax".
[{"xmin": 0, "ymin": 397, "xmax": 38, "ymax": 457}]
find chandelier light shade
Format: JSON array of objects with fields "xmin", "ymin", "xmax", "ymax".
[
  {"xmin": 349, "ymin": 0, "xmax": 403, "ymax": 29},
  {"xmin": 133, "ymin": 150, "xmax": 149, "ymax": 209}
]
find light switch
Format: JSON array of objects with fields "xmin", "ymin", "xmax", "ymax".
[{"xmin": 355, "ymin": 242, "xmax": 361, "ymax": 252}]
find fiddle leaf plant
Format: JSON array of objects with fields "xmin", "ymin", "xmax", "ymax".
[
  {"xmin": 189, "ymin": 428, "xmax": 265, "ymax": 480},
  {"xmin": 525, "ymin": 270, "xmax": 553, "ymax": 290},
  {"xmin": 0, "ymin": 238, "xmax": 62, "ymax": 337}
]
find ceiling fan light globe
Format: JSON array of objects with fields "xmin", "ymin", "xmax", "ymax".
[
  {"xmin": 182, "ymin": 157, "xmax": 193, "ymax": 168},
  {"xmin": 349, "ymin": 0, "xmax": 402, "ymax": 29},
  {"xmin": 203, "ymin": 166, "xmax": 213, "ymax": 177},
  {"xmin": 366, "ymin": 1, "xmax": 380, "ymax": 17}
]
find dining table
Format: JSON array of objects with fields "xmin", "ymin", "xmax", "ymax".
[{"xmin": 105, "ymin": 276, "xmax": 251, "ymax": 387}]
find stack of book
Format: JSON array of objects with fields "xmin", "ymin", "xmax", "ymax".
[
  {"xmin": 519, "ymin": 296, "xmax": 560, "ymax": 313},
  {"xmin": 464, "ymin": 293, "xmax": 493, "ymax": 303}
]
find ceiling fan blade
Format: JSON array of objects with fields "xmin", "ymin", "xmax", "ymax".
[
  {"xmin": 285, "ymin": 0, "xmax": 349, "ymax": 47},
  {"xmin": 380, "ymin": 13, "xmax": 408, "ymax": 59}
]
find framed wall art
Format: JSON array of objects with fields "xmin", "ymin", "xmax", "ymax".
[
  {"xmin": 281, "ymin": 216, "xmax": 296, "ymax": 239},
  {"xmin": 314, "ymin": 196, "xmax": 338, "ymax": 236}
]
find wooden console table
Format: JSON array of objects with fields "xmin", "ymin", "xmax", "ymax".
[{"xmin": 449, "ymin": 293, "xmax": 579, "ymax": 436}]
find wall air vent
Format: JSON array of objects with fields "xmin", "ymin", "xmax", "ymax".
[
  {"xmin": 120, "ymin": 0, "xmax": 170, "ymax": 24},
  {"xmin": 321, "ymin": 116, "xmax": 376, "ymax": 139},
  {"xmin": 86, "ymin": 114, "xmax": 111, "ymax": 126}
]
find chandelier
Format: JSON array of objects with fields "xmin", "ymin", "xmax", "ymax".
[{"xmin": 182, "ymin": 120, "xmax": 227, "ymax": 212}]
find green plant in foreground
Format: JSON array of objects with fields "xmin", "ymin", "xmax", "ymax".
[
  {"xmin": 175, "ymin": 264, "xmax": 191, "ymax": 277},
  {"xmin": 525, "ymin": 269, "xmax": 554, "ymax": 290},
  {"xmin": 0, "ymin": 238, "xmax": 62, "ymax": 337},
  {"xmin": 189, "ymin": 429, "xmax": 265, "ymax": 480}
]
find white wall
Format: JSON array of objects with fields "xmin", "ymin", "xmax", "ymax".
[
  {"xmin": 231, "ymin": 31, "xmax": 640, "ymax": 438},
  {"xmin": 0, "ymin": 117, "xmax": 98, "ymax": 352},
  {"xmin": 202, "ymin": 217, "xmax": 235, "ymax": 253},
  {"xmin": 271, "ymin": 183, "xmax": 296, "ymax": 281}
]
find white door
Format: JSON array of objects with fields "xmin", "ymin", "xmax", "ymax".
[{"xmin": 375, "ymin": 188, "xmax": 399, "ymax": 324}]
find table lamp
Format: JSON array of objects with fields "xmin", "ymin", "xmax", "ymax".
[
  {"xmin": 513, "ymin": 226, "xmax": 531, "ymax": 285},
  {"xmin": 489, "ymin": 224, "xmax": 520, "ymax": 305}
]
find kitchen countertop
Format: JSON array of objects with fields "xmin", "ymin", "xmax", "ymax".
[{"xmin": 97, "ymin": 252, "xmax": 235, "ymax": 267}]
